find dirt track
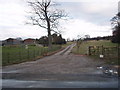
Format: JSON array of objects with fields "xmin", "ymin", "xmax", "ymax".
[
  {"xmin": 1, "ymin": 44, "xmax": 119, "ymax": 88},
  {"xmin": 2, "ymin": 43, "xmax": 109, "ymax": 81}
]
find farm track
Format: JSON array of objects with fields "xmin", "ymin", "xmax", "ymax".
[{"xmin": 1, "ymin": 43, "xmax": 119, "ymax": 88}]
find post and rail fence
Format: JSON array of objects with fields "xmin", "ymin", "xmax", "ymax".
[
  {"xmin": 88, "ymin": 45, "xmax": 120, "ymax": 62},
  {"xmin": 2, "ymin": 45, "xmax": 61, "ymax": 66}
]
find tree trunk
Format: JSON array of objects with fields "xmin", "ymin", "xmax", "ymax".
[
  {"xmin": 48, "ymin": 28, "xmax": 52, "ymax": 49},
  {"xmin": 45, "ymin": 9, "xmax": 52, "ymax": 49}
]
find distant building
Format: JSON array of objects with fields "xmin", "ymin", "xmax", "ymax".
[
  {"xmin": 2, "ymin": 38, "xmax": 22, "ymax": 46},
  {"xmin": 23, "ymin": 38, "xmax": 36, "ymax": 45}
]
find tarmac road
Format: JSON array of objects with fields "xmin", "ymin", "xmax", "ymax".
[
  {"xmin": 1, "ymin": 79, "xmax": 118, "ymax": 88},
  {"xmin": 1, "ymin": 43, "xmax": 119, "ymax": 88}
]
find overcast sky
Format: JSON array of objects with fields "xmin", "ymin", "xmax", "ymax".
[{"xmin": 0, "ymin": 0, "xmax": 119, "ymax": 40}]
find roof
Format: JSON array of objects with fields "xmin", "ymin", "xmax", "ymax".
[{"xmin": 24, "ymin": 38, "xmax": 35, "ymax": 42}]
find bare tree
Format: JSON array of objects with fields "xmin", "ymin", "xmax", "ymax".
[
  {"xmin": 27, "ymin": 0, "xmax": 66, "ymax": 49},
  {"xmin": 111, "ymin": 12, "xmax": 120, "ymax": 44}
]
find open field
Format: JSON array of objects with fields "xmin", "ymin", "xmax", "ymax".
[
  {"xmin": 62, "ymin": 41, "xmax": 74, "ymax": 48},
  {"xmin": 2, "ymin": 44, "xmax": 62, "ymax": 66},
  {"xmin": 2, "ymin": 41, "xmax": 73, "ymax": 66},
  {"xmin": 2, "ymin": 44, "xmax": 119, "ymax": 88},
  {"xmin": 72, "ymin": 40, "xmax": 117, "ymax": 55},
  {"xmin": 72, "ymin": 40, "xmax": 119, "ymax": 65}
]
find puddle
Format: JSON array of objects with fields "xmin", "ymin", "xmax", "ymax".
[
  {"xmin": 97, "ymin": 66, "xmax": 119, "ymax": 77},
  {"xmin": 2, "ymin": 70, "xmax": 20, "ymax": 73}
]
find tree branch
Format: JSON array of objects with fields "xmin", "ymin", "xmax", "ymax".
[{"xmin": 27, "ymin": 0, "xmax": 67, "ymax": 36}]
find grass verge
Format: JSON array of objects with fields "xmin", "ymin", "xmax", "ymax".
[
  {"xmin": 72, "ymin": 40, "xmax": 119, "ymax": 65},
  {"xmin": 2, "ymin": 44, "xmax": 61, "ymax": 66},
  {"xmin": 2, "ymin": 42, "xmax": 73, "ymax": 66}
]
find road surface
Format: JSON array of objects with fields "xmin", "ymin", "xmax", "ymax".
[{"xmin": 1, "ymin": 43, "xmax": 119, "ymax": 88}]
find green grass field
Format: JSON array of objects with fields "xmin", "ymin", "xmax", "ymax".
[
  {"xmin": 72, "ymin": 40, "xmax": 117, "ymax": 55},
  {"xmin": 62, "ymin": 41, "xmax": 74, "ymax": 48},
  {"xmin": 72, "ymin": 40, "xmax": 119, "ymax": 65},
  {"xmin": 2, "ymin": 44, "xmax": 62, "ymax": 66}
]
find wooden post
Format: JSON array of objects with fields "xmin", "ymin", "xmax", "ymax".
[
  {"xmin": 76, "ymin": 41, "xmax": 79, "ymax": 53},
  {"xmin": 19, "ymin": 51, "xmax": 21, "ymax": 61},
  {"xmin": 89, "ymin": 46, "xmax": 91, "ymax": 55},
  {"xmin": 101, "ymin": 45, "xmax": 104, "ymax": 55},
  {"xmin": 27, "ymin": 49, "xmax": 29, "ymax": 59},
  {"xmin": 34, "ymin": 49, "xmax": 35, "ymax": 58},
  {"xmin": 7, "ymin": 52, "xmax": 10, "ymax": 63}
]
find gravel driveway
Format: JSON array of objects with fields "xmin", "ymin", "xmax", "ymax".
[
  {"xmin": 1, "ymin": 44, "xmax": 119, "ymax": 88},
  {"xmin": 2, "ymin": 44, "xmax": 110, "ymax": 80}
]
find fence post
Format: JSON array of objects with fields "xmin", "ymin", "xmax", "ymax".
[
  {"xmin": 38, "ymin": 50, "xmax": 39, "ymax": 55},
  {"xmin": 19, "ymin": 51, "xmax": 21, "ymax": 61},
  {"xmin": 88, "ymin": 46, "xmax": 91, "ymax": 55},
  {"xmin": 101, "ymin": 45, "xmax": 104, "ymax": 55},
  {"xmin": 34, "ymin": 49, "xmax": 35, "ymax": 58},
  {"xmin": 27, "ymin": 49, "xmax": 29, "ymax": 59},
  {"xmin": 36, "ymin": 50, "xmax": 38, "ymax": 56},
  {"xmin": 40, "ymin": 48, "xmax": 43, "ymax": 55},
  {"xmin": 7, "ymin": 52, "xmax": 10, "ymax": 63}
]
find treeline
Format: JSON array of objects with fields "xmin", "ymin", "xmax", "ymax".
[
  {"xmin": 111, "ymin": 12, "xmax": 120, "ymax": 44},
  {"xmin": 84, "ymin": 36, "xmax": 113, "ymax": 41},
  {"xmin": 36, "ymin": 33, "xmax": 66, "ymax": 46}
]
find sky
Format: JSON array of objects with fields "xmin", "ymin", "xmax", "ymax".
[{"xmin": 0, "ymin": 0, "xmax": 119, "ymax": 40}]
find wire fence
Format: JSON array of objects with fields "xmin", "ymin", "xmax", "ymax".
[
  {"xmin": 2, "ymin": 45, "xmax": 61, "ymax": 66},
  {"xmin": 88, "ymin": 45, "xmax": 120, "ymax": 63}
]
